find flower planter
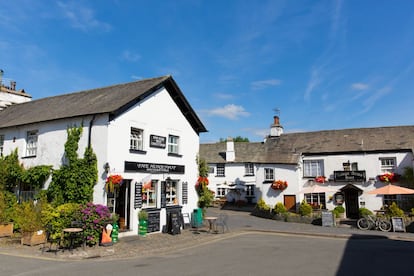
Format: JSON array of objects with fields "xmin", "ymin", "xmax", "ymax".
[
  {"xmin": 0, "ymin": 223, "xmax": 13, "ymax": 237},
  {"xmin": 21, "ymin": 230, "xmax": 46, "ymax": 246}
]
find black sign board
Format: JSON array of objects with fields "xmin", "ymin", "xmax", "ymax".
[
  {"xmin": 150, "ymin": 135, "xmax": 166, "ymax": 149},
  {"xmin": 147, "ymin": 211, "xmax": 160, "ymax": 233},
  {"xmin": 321, "ymin": 211, "xmax": 335, "ymax": 227},
  {"xmin": 182, "ymin": 181, "xmax": 188, "ymax": 205},
  {"xmin": 125, "ymin": 161, "xmax": 185, "ymax": 174},
  {"xmin": 161, "ymin": 181, "xmax": 167, "ymax": 208},
  {"xmin": 134, "ymin": 182, "xmax": 142, "ymax": 209},
  {"xmin": 334, "ymin": 170, "xmax": 366, "ymax": 182},
  {"xmin": 391, "ymin": 217, "xmax": 405, "ymax": 232},
  {"xmin": 169, "ymin": 212, "xmax": 181, "ymax": 235}
]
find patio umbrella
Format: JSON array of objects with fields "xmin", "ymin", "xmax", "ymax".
[
  {"xmin": 297, "ymin": 185, "xmax": 337, "ymax": 194},
  {"xmin": 366, "ymin": 184, "xmax": 414, "ymax": 195}
]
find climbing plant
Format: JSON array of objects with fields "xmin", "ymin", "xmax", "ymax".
[
  {"xmin": 47, "ymin": 125, "xmax": 97, "ymax": 206},
  {"xmin": 0, "ymin": 149, "xmax": 23, "ymax": 192},
  {"xmin": 195, "ymin": 156, "xmax": 214, "ymax": 214}
]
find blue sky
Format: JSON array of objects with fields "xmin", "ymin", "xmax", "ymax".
[{"xmin": 1, "ymin": 1, "xmax": 414, "ymax": 143}]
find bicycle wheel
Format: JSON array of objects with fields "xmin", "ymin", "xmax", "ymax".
[
  {"xmin": 378, "ymin": 219, "xmax": 392, "ymax": 232},
  {"xmin": 357, "ymin": 218, "xmax": 371, "ymax": 230}
]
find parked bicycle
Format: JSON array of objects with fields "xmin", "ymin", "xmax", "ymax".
[{"xmin": 357, "ymin": 214, "xmax": 392, "ymax": 232}]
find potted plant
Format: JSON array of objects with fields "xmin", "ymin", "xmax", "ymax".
[
  {"xmin": 0, "ymin": 191, "xmax": 17, "ymax": 237},
  {"xmin": 138, "ymin": 210, "xmax": 148, "ymax": 237},
  {"xmin": 15, "ymin": 200, "xmax": 46, "ymax": 246},
  {"xmin": 333, "ymin": 205, "xmax": 346, "ymax": 219},
  {"xmin": 105, "ymin": 174, "xmax": 123, "ymax": 193}
]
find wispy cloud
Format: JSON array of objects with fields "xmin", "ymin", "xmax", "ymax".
[
  {"xmin": 57, "ymin": 1, "xmax": 111, "ymax": 32},
  {"xmin": 205, "ymin": 104, "xmax": 250, "ymax": 120},
  {"xmin": 214, "ymin": 93, "xmax": 235, "ymax": 100},
  {"xmin": 251, "ymin": 79, "xmax": 281, "ymax": 90},
  {"xmin": 304, "ymin": 68, "xmax": 321, "ymax": 101},
  {"xmin": 121, "ymin": 50, "xmax": 141, "ymax": 63},
  {"xmin": 351, "ymin": 83, "xmax": 369, "ymax": 90}
]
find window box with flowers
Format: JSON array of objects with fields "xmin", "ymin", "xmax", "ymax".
[
  {"xmin": 315, "ymin": 176, "xmax": 326, "ymax": 183},
  {"xmin": 378, "ymin": 172, "xmax": 399, "ymax": 183},
  {"xmin": 271, "ymin": 180, "xmax": 288, "ymax": 191}
]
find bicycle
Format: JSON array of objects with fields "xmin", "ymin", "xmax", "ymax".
[{"xmin": 357, "ymin": 214, "xmax": 392, "ymax": 232}]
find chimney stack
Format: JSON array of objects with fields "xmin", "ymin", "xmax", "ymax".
[
  {"xmin": 270, "ymin": 115, "xmax": 283, "ymax": 137},
  {"xmin": 226, "ymin": 137, "xmax": 235, "ymax": 162}
]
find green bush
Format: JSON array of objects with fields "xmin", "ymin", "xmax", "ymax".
[
  {"xmin": 387, "ymin": 202, "xmax": 404, "ymax": 217},
  {"xmin": 274, "ymin": 202, "xmax": 287, "ymax": 214},
  {"xmin": 358, "ymin": 208, "xmax": 373, "ymax": 217},
  {"xmin": 332, "ymin": 205, "xmax": 345, "ymax": 218},
  {"xmin": 256, "ymin": 198, "xmax": 270, "ymax": 211},
  {"xmin": 0, "ymin": 191, "xmax": 17, "ymax": 223},
  {"xmin": 42, "ymin": 202, "xmax": 80, "ymax": 239},
  {"xmin": 299, "ymin": 201, "xmax": 312, "ymax": 216}
]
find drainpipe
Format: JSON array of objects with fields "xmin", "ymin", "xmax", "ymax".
[{"xmin": 88, "ymin": 115, "xmax": 96, "ymax": 148}]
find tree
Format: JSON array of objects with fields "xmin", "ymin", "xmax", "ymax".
[
  {"xmin": 0, "ymin": 149, "xmax": 23, "ymax": 192},
  {"xmin": 219, "ymin": 136, "xmax": 249, "ymax": 142}
]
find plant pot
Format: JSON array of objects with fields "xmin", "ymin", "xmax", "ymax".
[
  {"xmin": 21, "ymin": 230, "xmax": 46, "ymax": 246},
  {"xmin": 0, "ymin": 223, "xmax": 13, "ymax": 237}
]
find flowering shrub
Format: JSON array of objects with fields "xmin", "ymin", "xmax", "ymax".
[
  {"xmin": 271, "ymin": 180, "xmax": 288, "ymax": 190},
  {"xmin": 378, "ymin": 172, "xmax": 399, "ymax": 183},
  {"xmin": 78, "ymin": 202, "xmax": 112, "ymax": 246},
  {"xmin": 315, "ymin": 176, "xmax": 326, "ymax": 183},
  {"xmin": 105, "ymin": 174, "xmax": 123, "ymax": 193}
]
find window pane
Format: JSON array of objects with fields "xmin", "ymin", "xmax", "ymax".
[
  {"xmin": 166, "ymin": 180, "xmax": 178, "ymax": 206},
  {"xmin": 304, "ymin": 160, "xmax": 323, "ymax": 177},
  {"xmin": 217, "ymin": 164, "xmax": 225, "ymax": 176},
  {"xmin": 130, "ymin": 128, "xmax": 143, "ymax": 150},
  {"xmin": 26, "ymin": 130, "xmax": 38, "ymax": 156},
  {"xmin": 142, "ymin": 180, "xmax": 157, "ymax": 208},
  {"xmin": 168, "ymin": 135, "xmax": 179, "ymax": 154}
]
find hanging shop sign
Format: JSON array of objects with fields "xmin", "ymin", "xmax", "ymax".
[
  {"xmin": 334, "ymin": 170, "xmax": 366, "ymax": 182},
  {"xmin": 125, "ymin": 161, "xmax": 185, "ymax": 174}
]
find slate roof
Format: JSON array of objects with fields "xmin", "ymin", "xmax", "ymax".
[
  {"xmin": 200, "ymin": 125, "xmax": 414, "ymax": 164},
  {"xmin": 0, "ymin": 75, "xmax": 207, "ymax": 133}
]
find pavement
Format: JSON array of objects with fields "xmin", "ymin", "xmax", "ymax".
[{"xmin": 1, "ymin": 207, "xmax": 414, "ymax": 261}]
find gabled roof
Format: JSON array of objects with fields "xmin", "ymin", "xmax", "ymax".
[
  {"xmin": 0, "ymin": 75, "xmax": 207, "ymax": 133},
  {"xmin": 200, "ymin": 125, "xmax": 414, "ymax": 164}
]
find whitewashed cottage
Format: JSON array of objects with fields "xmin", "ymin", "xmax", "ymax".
[
  {"xmin": 0, "ymin": 75, "xmax": 207, "ymax": 235},
  {"xmin": 200, "ymin": 116, "xmax": 414, "ymax": 219}
]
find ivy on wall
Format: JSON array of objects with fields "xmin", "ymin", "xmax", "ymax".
[{"xmin": 47, "ymin": 125, "xmax": 97, "ymax": 206}]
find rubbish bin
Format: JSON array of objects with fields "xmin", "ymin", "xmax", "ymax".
[
  {"xmin": 111, "ymin": 223, "xmax": 119, "ymax": 243},
  {"xmin": 192, "ymin": 208, "xmax": 203, "ymax": 228},
  {"xmin": 139, "ymin": 219, "xmax": 147, "ymax": 237}
]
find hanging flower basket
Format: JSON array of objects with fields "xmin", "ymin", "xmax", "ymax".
[
  {"xmin": 315, "ymin": 176, "xmax": 326, "ymax": 183},
  {"xmin": 271, "ymin": 180, "xmax": 288, "ymax": 190},
  {"xmin": 105, "ymin": 174, "xmax": 123, "ymax": 193},
  {"xmin": 378, "ymin": 172, "xmax": 399, "ymax": 183}
]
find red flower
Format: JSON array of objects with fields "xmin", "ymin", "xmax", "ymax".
[
  {"xmin": 379, "ymin": 172, "xmax": 399, "ymax": 183},
  {"xmin": 271, "ymin": 180, "xmax": 288, "ymax": 190},
  {"xmin": 105, "ymin": 174, "xmax": 123, "ymax": 193},
  {"xmin": 315, "ymin": 176, "xmax": 326, "ymax": 183}
]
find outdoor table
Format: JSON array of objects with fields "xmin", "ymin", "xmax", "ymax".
[
  {"xmin": 204, "ymin": 216, "xmax": 218, "ymax": 232},
  {"xmin": 62, "ymin": 227, "xmax": 83, "ymax": 251}
]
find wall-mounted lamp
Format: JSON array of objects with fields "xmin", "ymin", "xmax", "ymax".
[
  {"xmin": 104, "ymin": 162, "xmax": 110, "ymax": 173},
  {"xmin": 369, "ymin": 177, "xmax": 376, "ymax": 185}
]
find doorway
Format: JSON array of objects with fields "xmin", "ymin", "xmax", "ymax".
[
  {"xmin": 284, "ymin": 195, "xmax": 296, "ymax": 212},
  {"xmin": 340, "ymin": 184, "xmax": 362, "ymax": 219},
  {"xmin": 114, "ymin": 180, "xmax": 131, "ymax": 231}
]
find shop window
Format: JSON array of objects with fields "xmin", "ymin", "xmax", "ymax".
[
  {"xmin": 216, "ymin": 164, "xmax": 225, "ymax": 177},
  {"xmin": 166, "ymin": 180, "xmax": 179, "ymax": 206},
  {"xmin": 303, "ymin": 160, "xmax": 324, "ymax": 177},
  {"xmin": 246, "ymin": 185, "xmax": 255, "ymax": 197},
  {"xmin": 380, "ymin": 158, "xmax": 396, "ymax": 173},
  {"xmin": 26, "ymin": 130, "xmax": 38, "ymax": 157},
  {"xmin": 142, "ymin": 180, "xmax": 157, "ymax": 208},
  {"xmin": 245, "ymin": 163, "xmax": 254, "ymax": 176},
  {"xmin": 305, "ymin": 193, "xmax": 326, "ymax": 209},
  {"xmin": 264, "ymin": 168, "xmax": 274, "ymax": 181},
  {"xmin": 130, "ymin": 128, "xmax": 143, "ymax": 151}
]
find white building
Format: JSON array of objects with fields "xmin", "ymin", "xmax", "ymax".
[
  {"xmin": 0, "ymin": 69, "xmax": 32, "ymax": 111},
  {"xmin": 0, "ymin": 75, "xmax": 207, "ymax": 235},
  {"xmin": 200, "ymin": 116, "xmax": 414, "ymax": 219}
]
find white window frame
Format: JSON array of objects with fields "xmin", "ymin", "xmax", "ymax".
[
  {"xmin": 168, "ymin": 135, "xmax": 179, "ymax": 155},
  {"xmin": 142, "ymin": 180, "xmax": 157, "ymax": 208},
  {"xmin": 303, "ymin": 160, "xmax": 324, "ymax": 177},
  {"xmin": 26, "ymin": 130, "xmax": 38, "ymax": 157},
  {"xmin": 166, "ymin": 180, "xmax": 179, "ymax": 206},
  {"xmin": 245, "ymin": 163, "xmax": 254, "ymax": 176},
  {"xmin": 216, "ymin": 164, "xmax": 225, "ymax": 177},
  {"xmin": 380, "ymin": 157, "xmax": 396, "ymax": 173},
  {"xmin": 264, "ymin": 168, "xmax": 274, "ymax": 181},
  {"xmin": 305, "ymin": 193, "xmax": 326, "ymax": 209},
  {"xmin": 0, "ymin": 134, "xmax": 4, "ymax": 156},
  {"xmin": 130, "ymin": 128, "xmax": 144, "ymax": 151}
]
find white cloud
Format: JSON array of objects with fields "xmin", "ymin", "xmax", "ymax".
[
  {"xmin": 205, "ymin": 104, "xmax": 250, "ymax": 120},
  {"xmin": 121, "ymin": 50, "xmax": 141, "ymax": 63},
  {"xmin": 351, "ymin": 83, "xmax": 369, "ymax": 90},
  {"xmin": 57, "ymin": 1, "xmax": 111, "ymax": 32},
  {"xmin": 251, "ymin": 79, "xmax": 282, "ymax": 90},
  {"xmin": 304, "ymin": 68, "xmax": 321, "ymax": 101}
]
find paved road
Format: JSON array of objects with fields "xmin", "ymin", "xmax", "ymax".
[{"xmin": 1, "ymin": 231, "xmax": 414, "ymax": 276}]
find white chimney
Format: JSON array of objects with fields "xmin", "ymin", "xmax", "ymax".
[
  {"xmin": 226, "ymin": 137, "xmax": 235, "ymax": 162},
  {"xmin": 270, "ymin": 116, "xmax": 283, "ymax": 137}
]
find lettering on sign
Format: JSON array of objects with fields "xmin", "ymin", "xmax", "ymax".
[
  {"xmin": 334, "ymin": 170, "xmax": 366, "ymax": 182},
  {"xmin": 125, "ymin": 161, "xmax": 185, "ymax": 174},
  {"xmin": 150, "ymin": 135, "xmax": 166, "ymax": 149}
]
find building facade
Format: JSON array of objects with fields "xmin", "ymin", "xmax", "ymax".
[
  {"xmin": 200, "ymin": 116, "xmax": 414, "ymax": 218},
  {"xmin": 0, "ymin": 76, "xmax": 207, "ymax": 235}
]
